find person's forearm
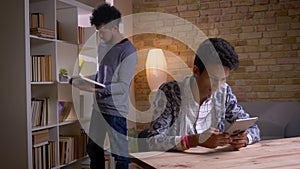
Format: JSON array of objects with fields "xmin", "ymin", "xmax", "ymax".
[
  {"xmin": 98, "ymin": 81, "xmax": 129, "ymax": 96},
  {"xmin": 147, "ymin": 134, "xmax": 181, "ymax": 151}
]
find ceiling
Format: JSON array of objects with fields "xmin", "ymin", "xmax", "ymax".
[{"xmin": 75, "ymin": 0, "xmax": 105, "ymax": 8}]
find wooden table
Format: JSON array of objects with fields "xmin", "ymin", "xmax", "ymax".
[{"xmin": 130, "ymin": 137, "xmax": 300, "ymax": 169}]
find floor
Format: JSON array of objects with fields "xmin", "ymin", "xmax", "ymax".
[{"xmin": 81, "ymin": 156, "xmax": 143, "ymax": 169}]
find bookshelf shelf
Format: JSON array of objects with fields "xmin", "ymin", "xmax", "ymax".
[
  {"xmin": 30, "ymin": 35, "xmax": 57, "ymax": 42},
  {"xmin": 58, "ymin": 155, "xmax": 88, "ymax": 168},
  {"xmin": 58, "ymin": 120, "xmax": 78, "ymax": 127},
  {"xmin": 31, "ymin": 82, "xmax": 56, "ymax": 85},
  {"xmin": 28, "ymin": 0, "xmax": 93, "ymax": 168},
  {"xmin": 58, "ymin": 81, "xmax": 70, "ymax": 85},
  {"xmin": 32, "ymin": 123, "xmax": 57, "ymax": 132},
  {"xmin": 30, "ymin": 35, "xmax": 78, "ymax": 46},
  {"xmin": 56, "ymin": 39, "xmax": 78, "ymax": 45}
]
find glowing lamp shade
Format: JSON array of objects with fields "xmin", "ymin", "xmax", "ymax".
[{"xmin": 146, "ymin": 49, "xmax": 167, "ymax": 91}]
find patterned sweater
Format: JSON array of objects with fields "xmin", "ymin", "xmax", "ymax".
[{"xmin": 147, "ymin": 76, "xmax": 261, "ymax": 151}]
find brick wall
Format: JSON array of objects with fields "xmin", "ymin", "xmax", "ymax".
[{"xmin": 131, "ymin": 0, "xmax": 300, "ymax": 131}]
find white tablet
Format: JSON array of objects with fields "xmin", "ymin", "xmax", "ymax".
[{"xmin": 225, "ymin": 117, "xmax": 258, "ymax": 136}]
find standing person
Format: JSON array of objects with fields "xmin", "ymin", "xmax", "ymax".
[
  {"xmin": 146, "ymin": 38, "xmax": 260, "ymax": 151},
  {"xmin": 71, "ymin": 3, "xmax": 137, "ymax": 169}
]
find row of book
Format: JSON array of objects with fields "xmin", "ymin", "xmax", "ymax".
[
  {"xmin": 59, "ymin": 133, "xmax": 88, "ymax": 165},
  {"xmin": 33, "ymin": 141, "xmax": 57, "ymax": 169},
  {"xmin": 32, "ymin": 129, "xmax": 88, "ymax": 168},
  {"xmin": 30, "ymin": 13, "xmax": 89, "ymax": 42},
  {"xmin": 32, "ymin": 129, "xmax": 56, "ymax": 169},
  {"xmin": 32, "ymin": 98, "xmax": 74, "ymax": 127},
  {"xmin": 31, "ymin": 98, "xmax": 49, "ymax": 127},
  {"xmin": 31, "ymin": 55, "xmax": 52, "ymax": 82}
]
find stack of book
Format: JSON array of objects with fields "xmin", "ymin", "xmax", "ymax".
[
  {"xmin": 32, "ymin": 129, "xmax": 50, "ymax": 147},
  {"xmin": 30, "ymin": 12, "xmax": 55, "ymax": 39},
  {"xmin": 30, "ymin": 27, "xmax": 55, "ymax": 39}
]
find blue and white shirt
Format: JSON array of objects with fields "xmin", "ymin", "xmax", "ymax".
[{"xmin": 147, "ymin": 76, "xmax": 261, "ymax": 151}]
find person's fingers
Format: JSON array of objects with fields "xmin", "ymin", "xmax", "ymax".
[
  {"xmin": 210, "ymin": 127, "xmax": 220, "ymax": 132},
  {"xmin": 209, "ymin": 128, "xmax": 221, "ymax": 134},
  {"xmin": 215, "ymin": 135, "xmax": 231, "ymax": 145},
  {"xmin": 231, "ymin": 139, "xmax": 244, "ymax": 144},
  {"xmin": 231, "ymin": 142, "xmax": 247, "ymax": 150},
  {"xmin": 231, "ymin": 132, "xmax": 247, "ymax": 140},
  {"xmin": 230, "ymin": 138, "xmax": 247, "ymax": 149}
]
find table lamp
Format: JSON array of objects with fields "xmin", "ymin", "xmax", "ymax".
[{"xmin": 146, "ymin": 48, "xmax": 168, "ymax": 91}]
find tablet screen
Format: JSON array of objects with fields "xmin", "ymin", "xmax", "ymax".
[{"xmin": 225, "ymin": 117, "xmax": 258, "ymax": 136}]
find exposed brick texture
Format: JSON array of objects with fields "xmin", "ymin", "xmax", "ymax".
[{"xmin": 131, "ymin": 0, "xmax": 300, "ymax": 131}]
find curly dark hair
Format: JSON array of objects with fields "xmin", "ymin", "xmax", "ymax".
[
  {"xmin": 90, "ymin": 3, "xmax": 121, "ymax": 27},
  {"xmin": 194, "ymin": 38, "xmax": 239, "ymax": 74}
]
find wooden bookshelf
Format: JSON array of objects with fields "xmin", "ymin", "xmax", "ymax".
[
  {"xmin": 0, "ymin": 0, "xmax": 133, "ymax": 168},
  {"xmin": 28, "ymin": 0, "xmax": 94, "ymax": 168}
]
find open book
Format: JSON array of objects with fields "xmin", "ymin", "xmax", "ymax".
[
  {"xmin": 73, "ymin": 74, "xmax": 105, "ymax": 88},
  {"xmin": 79, "ymin": 74, "xmax": 105, "ymax": 88}
]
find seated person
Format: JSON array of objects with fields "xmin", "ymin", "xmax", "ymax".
[{"xmin": 146, "ymin": 38, "xmax": 260, "ymax": 151}]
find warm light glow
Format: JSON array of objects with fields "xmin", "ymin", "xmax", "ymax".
[{"xmin": 146, "ymin": 49, "xmax": 168, "ymax": 91}]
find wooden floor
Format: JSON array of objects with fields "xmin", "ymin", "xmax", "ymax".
[{"xmin": 81, "ymin": 157, "xmax": 143, "ymax": 169}]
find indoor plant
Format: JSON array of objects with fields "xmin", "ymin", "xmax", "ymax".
[{"xmin": 59, "ymin": 68, "xmax": 68, "ymax": 82}]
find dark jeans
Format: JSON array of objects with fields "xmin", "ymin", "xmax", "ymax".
[{"xmin": 87, "ymin": 109, "xmax": 130, "ymax": 169}]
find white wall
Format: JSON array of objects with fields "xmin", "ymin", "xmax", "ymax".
[
  {"xmin": 78, "ymin": 14, "xmax": 92, "ymax": 27},
  {"xmin": 114, "ymin": 0, "xmax": 133, "ymax": 38}
]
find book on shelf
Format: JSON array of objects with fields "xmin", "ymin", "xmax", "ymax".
[
  {"xmin": 70, "ymin": 131, "xmax": 88, "ymax": 160},
  {"xmin": 30, "ymin": 27, "xmax": 55, "ymax": 39},
  {"xmin": 59, "ymin": 133, "xmax": 88, "ymax": 165},
  {"xmin": 32, "ymin": 129, "xmax": 50, "ymax": 145},
  {"xmin": 78, "ymin": 26, "xmax": 84, "ymax": 44},
  {"xmin": 77, "ymin": 130, "xmax": 88, "ymax": 159},
  {"xmin": 59, "ymin": 136, "xmax": 75, "ymax": 165},
  {"xmin": 79, "ymin": 95, "xmax": 84, "ymax": 119},
  {"xmin": 32, "ymin": 137, "xmax": 55, "ymax": 169},
  {"xmin": 30, "ymin": 13, "xmax": 44, "ymax": 28},
  {"xmin": 31, "ymin": 55, "xmax": 52, "ymax": 82},
  {"xmin": 32, "ymin": 141, "xmax": 56, "ymax": 169},
  {"xmin": 33, "ymin": 140, "xmax": 49, "ymax": 149},
  {"xmin": 58, "ymin": 101, "xmax": 73, "ymax": 122},
  {"xmin": 57, "ymin": 20, "xmax": 61, "ymax": 40},
  {"xmin": 31, "ymin": 97, "xmax": 49, "ymax": 127}
]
